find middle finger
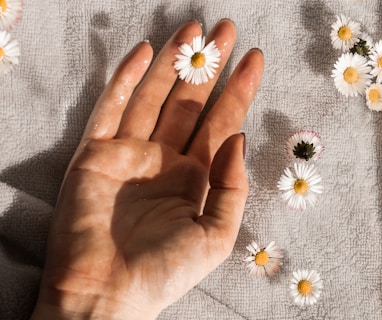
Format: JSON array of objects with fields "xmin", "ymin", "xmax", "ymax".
[{"xmin": 150, "ymin": 19, "xmax": 237, "ymax": 152}]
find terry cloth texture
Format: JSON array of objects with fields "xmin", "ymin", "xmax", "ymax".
[{"xmin": 1, "ymin": 0, "xmax": 381, "ymax": 319}]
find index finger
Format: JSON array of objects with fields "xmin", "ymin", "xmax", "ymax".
[{"xmin": 81, "ymin": 41, "xmax": 154, "ymax": 142}]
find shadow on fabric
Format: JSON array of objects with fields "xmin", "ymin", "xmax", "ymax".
[
  {"xmin": 250, "ymin": 110, "xmax": 293, "ymax": 191},
  {"xmin": 0, "ymin": 12, "xmax": 110, "ymax": 320},
  {"xmin": 300, "ymin": 0, "xmax": 336, "ymax": 76}
]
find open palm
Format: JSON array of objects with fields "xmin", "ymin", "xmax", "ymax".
[{"xmin": 32, "ymin": 19, "xmax": 264, "ymax": 320}]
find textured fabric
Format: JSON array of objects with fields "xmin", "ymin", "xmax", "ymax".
[{"xmin": 1, "ymin": 0, "xmax": 381, "ymax": 319}]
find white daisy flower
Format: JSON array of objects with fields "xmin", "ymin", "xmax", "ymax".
[
  {"xmin": 369, "ymin": 40, "xmax": 382, "ymax": 83},
  {"xmin": 277, "ymin": 162, "xmax": 323, "ymax": 211},
  {"xmin": 174, "ymin": 35, "xmax": 221, "ymax": 85},
  {"xmin": 331, "ymin": 15, "xmax": 361, "ymax": 52},
  {"xmin": 244, "ymin": 241, "xmax": 283, "ymax": 279},
  {"xmin": 286, "ymin": 130, "xmax": 324, "ymax": 161},
  {"xmin": 365, "ymin": 83, "xmax": 382, "ymax": 111},
  {"xmin": 332, "ymin": 52, "xmax": 372, "ymax": 97},
  {"xmin": 0, "ymin": 0, "xmax": 24, "ymax": 31},
  {"xmin": 0, "ymin": 30, "xmax": 20, "ymax": 74},
  {"xmin": 290, "ymin": 269, "xmax": 323, "ymax": 307}
]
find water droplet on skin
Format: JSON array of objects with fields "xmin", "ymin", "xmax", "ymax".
[
  {"xmin": 143, "ymin": 152, "xmax": 148, "ymax": 156},
  {"xmin": 116, "ymin": 95, "xmax": 125, "ymax": 105},
  {"xmin": 218, "ymin": 41, "xmax": 229, "ymax": 54}
]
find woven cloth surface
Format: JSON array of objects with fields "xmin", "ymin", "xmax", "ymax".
[{"xmin": 0, "ymin": 0, "xmax": 381, "ymax": 319}]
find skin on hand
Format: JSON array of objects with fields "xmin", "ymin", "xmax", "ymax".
[{"xmin": 30, "ymin": 19, "xmax": 264, "ymax": 320}]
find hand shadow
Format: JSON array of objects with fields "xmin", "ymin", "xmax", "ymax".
[{"xmin": 0, "ymin": 11, "xmax": 110, "ymax": 320}]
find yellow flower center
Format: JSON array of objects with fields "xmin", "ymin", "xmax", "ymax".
[
  {"xmin": 378, "ymin": 56, "xmax": 382, "ymax": 69},
  {"xmin": 0, "ymin": 47, "xmax": 4, "ymax": 58},
  {"xmin": 0, "ymin": 0, "xmax": 7, "ymax": 13},
  {"xmin": 191, "ymin": 52, "xmax": 206, "ymax": 68},
  {"xmin": 255, "ymin": 250, "xmax": 269, "ymax": 266},
  {"xmin": 343, "ymin": 67, "xmax": 358, "ymax": 84},
  {"xmin": 368, "ymin": 88, "xmax": 380, "ymax": 103},
  {"xmin": 298, "ymin": 280, "xmax": 312, "ymax": 295},
  {"xmin": 294, "ymin": 179, "xmax": 308, "ymax": 195},
  {"xmin": 338, "ymin": 26, "xmax": 352, "ymax": 41}
]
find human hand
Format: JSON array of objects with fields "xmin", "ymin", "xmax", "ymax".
[{"xmin": 31, "ymin": 19, "xmax": 264, "ymax": 320}]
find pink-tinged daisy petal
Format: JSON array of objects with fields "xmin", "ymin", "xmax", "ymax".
[
  {"xmin": 0, "ymin": 0, "xmax": 23, "ymax": 31},
  {"xmin": 286, "ymin": 130, "xmax": 324, "ymax": 161}
]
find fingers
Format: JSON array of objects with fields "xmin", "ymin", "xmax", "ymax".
[
  {"xmin": 198, "ymin": 134, "xmax": 248, "ymax": 259},
  {"xmin": 81, "ymin": 41, "xmax": 153, "ymax": 142},
  {"xmin": 150, "ymin": 19, "xmax": 237, "ymax": 152},
  {"xmin": 116, "ymin": 20, "xmax": 203, "ymax": 140},
  {"xmin": 187, "ymin": 48, "xmax": 264, "ymax": 167}
]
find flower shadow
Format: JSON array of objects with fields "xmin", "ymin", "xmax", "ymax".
[
  {"xmin": 147, "ymin": 4, "xmax": 206, "ymax": 55},
  {"xmin": 300, "ymin": 0, "xmax": 336, "ymax": 76},
  {"xmin": 250, "ymin": 110, "xmax": 294, "ymax": 191}
]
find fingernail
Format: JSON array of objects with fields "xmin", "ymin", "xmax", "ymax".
[
  {"xmin": 189, "ymin": 19, "xmax": 203, "ymax": 27},
  {"xmin": 219, "ymin": 17, "xmax": 235, "ymax": 25},
  {"xmin": 241, "ymin": 132, "xmax": 246, "ymax": 158},
  {"xmin": 143, "ymin": 39, "xmax": 150, "ymax": 43},
  {"xmin": 251, "ymin": 47, "xmax": 263, "ymax": 56}
]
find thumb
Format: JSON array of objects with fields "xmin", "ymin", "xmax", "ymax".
[{"xmin": 198, "ymin": 133, "xmax": 248, "ymax": 259}]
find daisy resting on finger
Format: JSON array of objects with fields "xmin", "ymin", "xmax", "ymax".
[{"xmin": 174, "ymin": 35, "xmax": 221, "ymax": 85}]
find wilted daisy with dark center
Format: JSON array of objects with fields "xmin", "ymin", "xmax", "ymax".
[
  {"xmin": 286, "ymin": 130, "xmax": 324, "ymax": 161},
  {"xmin": 349, "ymin": 32, "xmax": 373, "ymax": 57}
]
